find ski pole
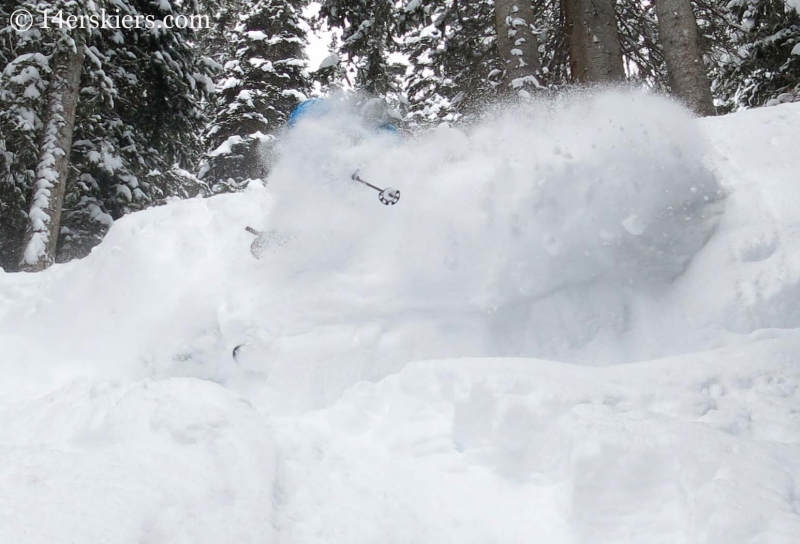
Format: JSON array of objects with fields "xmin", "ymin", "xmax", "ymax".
[{"xmin": 351, "ymin": 170, "xmax": 401, "ymax": 205}]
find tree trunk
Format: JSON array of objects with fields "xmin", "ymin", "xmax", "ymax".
[
  {"xmin": 20, "ymin": 40, "xmax": 86, "ymax": 272},
  {"xmin": 654, "ymin": 0, "xmax": 715, "ymax": 116},
  {"xmin": 564, "ymin": 0, "xmax": 625, "ymax": 83},
  {"xmin": 494, "ymin": 0, "xmax": 541, "ymax": 93}
]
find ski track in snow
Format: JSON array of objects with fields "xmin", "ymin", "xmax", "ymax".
[{"xmin": 1, "ymin": 92, "xmax": 800, "ymax": 543}]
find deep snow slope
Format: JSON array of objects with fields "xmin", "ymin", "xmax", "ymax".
[
  {"xmin": 275, "ymin": 341, "xmax": 800, "ymax": 544},
  {"xmin": 1, "ymin": 92, "xmax": 800, "ymax": 543}
]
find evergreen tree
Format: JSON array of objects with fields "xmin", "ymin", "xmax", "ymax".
[
  {"xmin": 0, "ymin": 0, "xmax": 214, "ymax": 269},
  {"xmin": 709, "ymin": 0, "xmax": 800, "ymax": 109},
  {"xmin": 399, "ymin": 0, "xmax": 503, "ymax": 123},
  {"xmin": 399, "ymin": 0, "xmax": 569, "ymax": 124},
  {"xmin": 201, "ymin": 0, "xmax": 311, "ymax": 192},
  {"xmin": 0, "ymin": 1, "xmax": 45, "ymax": 270},
  {"xmin": 0, "ymin": 0, "xmax": 91, "ymax": 271},
  {"xmin": 20, "ymin": 22, "xmax": 86, "ymax": 271},
  {"xmin": 318, "ymin": 0, "xmax": 403, "ymax": 95},
  {"xmin": 58, "ymin": 0, "xmax": 215, "ymax": 261}
]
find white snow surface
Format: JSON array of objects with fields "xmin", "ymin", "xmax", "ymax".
[{"xmin": 2, "ymin": 91, "xmax": 800, "ymax": 543}]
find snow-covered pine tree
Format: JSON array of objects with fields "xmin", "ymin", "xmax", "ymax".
[
  {"xmin": 200, "ymin": 0, "xmax": 240, "ymax": 68},
  {"xmin": 201, "ymin": 0, "xmax": 311, "ymax": 192},
  {"xmin": 0, "ymin": 0, "xmax": 215, "ymax": 269},
  {"xmin": 399, "ymin": 0, "xmax": 568, "ymax": 125},
  {"xmin": 399, "ymin": 0, "xmax": 503, "ymax": 123},
  {"xmin": 708, "ymin": 0, "xmax": 800, "ymax": 109},
  {"xmin": 318, "ymin": 0, "xmax": 403, "ymax": 95},
  {"xmin": 5, "ymin": 0, "xmax": 90, "ymax": 271},
  {"xmin": 58, "ymin": 0, "xmax": 215, "ymax": 261},
  {"xmin": 0, "ymin": 1, "xmax": 46, "ymax": 270}
]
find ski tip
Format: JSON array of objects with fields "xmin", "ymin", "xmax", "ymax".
[{"xmin": 232, "ymin": 343, "xmax": 245, "ymax": 361}]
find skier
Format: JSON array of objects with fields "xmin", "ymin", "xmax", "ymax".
[
  {"xmin": 285, "ymin": 94, "xmax": 402, "ymax": 206},
  {"xmin": 287, "ymin": 95, "xmax": 401, "ymax": 136},
  {"xmin": 244, "ymin": 95, "xmax": 401, "ymax": 263}
]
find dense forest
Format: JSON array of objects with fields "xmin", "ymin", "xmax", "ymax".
[{"xmin": 1, "ymin": 0, "xmax": 798, "ymax": 272}]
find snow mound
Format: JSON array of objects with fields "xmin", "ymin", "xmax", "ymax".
[
  {"xmin": 689, "ymin": 103, "xmax": 800, "ymax": 335},
  {"xmin": 2, "ymin": 94, "xmax": 800, "ymax": 544},
  {"xmin": 277, "ymin": 334, "xmax": 800, "ymax": 543},
  {"xmin": 0, "ymin": 378, "xmax": 277, "ymax": 544}
]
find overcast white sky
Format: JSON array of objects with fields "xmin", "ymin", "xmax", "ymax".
[{"xmin": 302, "ymin": 2, "xmax": 334, "ymax": 71}]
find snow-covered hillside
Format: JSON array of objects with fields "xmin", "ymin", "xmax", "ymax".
[{"xmin": 1, "ymin": 91, "xmax": 799, "ymax": 543}]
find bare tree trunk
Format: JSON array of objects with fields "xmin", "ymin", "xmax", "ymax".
[
  {"xmin": 654, "ymin": 0, "xmax": 715, "ymax": 116},
  {"xmin": 564, "ymin": 0, "xmax": 625, "ymax": 83},
  {"xmin": 495, "ymin": 0, "xmax": 541, "ymax": 93},
  {"xmin": 20, "ymin": 40, "xmax": 86, "ymax": 272}
]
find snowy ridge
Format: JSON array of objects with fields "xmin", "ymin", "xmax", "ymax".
[
  {"xmin": 2, "ymin": 92, "xmax": 800, "ymax": 543},
  {"xmin": 277, "ymin": 343, "xmax": 800, "ymax": 543}
]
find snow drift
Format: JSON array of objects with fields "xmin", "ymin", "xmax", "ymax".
[
  {"xmin": 278, "ymin": 342, "xmax": 800, "ymax": 544},
  {"xmin": 0, "ymin": 378, "xmax": 277, "ymax": 544},
  {"xmin": 2, "ymin": 91, "xmax": 800, "ymax": 544}
]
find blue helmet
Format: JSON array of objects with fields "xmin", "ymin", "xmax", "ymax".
[
  {"xmin": 287, "ymin": 98, "xmax": 331, "ymax": 128},
  {"xmin": 288, "ymin": 97, "xmax": 401, "ymax": 136}
]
